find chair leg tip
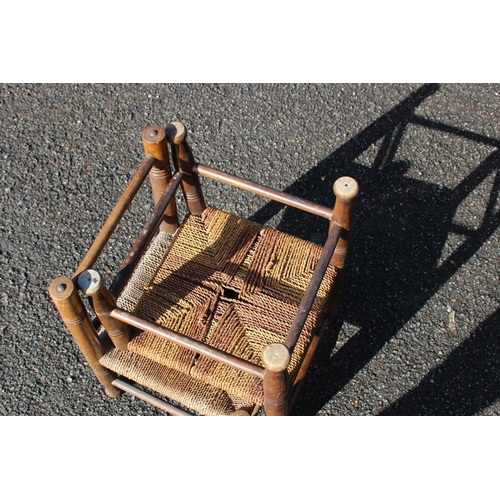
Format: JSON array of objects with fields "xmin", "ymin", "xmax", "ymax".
[{"xmin": 105, "ymin": 385, "xmax": 122, "ymax": 398}]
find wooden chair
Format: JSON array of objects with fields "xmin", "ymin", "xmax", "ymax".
[{"xmin": 49, "ymin": 123, "xmax": 358, "ymax": 416}]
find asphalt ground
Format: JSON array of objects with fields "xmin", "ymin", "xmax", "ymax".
[{"xmin": 1, "ymin": 83, "xmax": 499, "ymax": 416}]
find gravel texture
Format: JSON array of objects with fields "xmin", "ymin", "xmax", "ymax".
[{"xmin": 0, "ymin": 83, "xmax": 499, "ymax": 416}]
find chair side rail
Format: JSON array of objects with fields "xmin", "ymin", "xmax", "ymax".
[
  {"xmin": 112, "ymin": 378, "xmax": 193, "ymax": 416},
  {"xmin": 194, "ymin": 163, "xmax": 333, "ymax": 220},
  {"xmin": 284, "ymin": 223, "xmax": 342, "ymax": 350},
  {"xmin": 108, "ymin": 171, "xmax": 184, "ymax": 297},
  {"xmin": 74, "ymin": 155, "xmax": 156, "ymax": 279},
  {"xmin": 110, "ymin": 308, "xmax": 266, "ymax": 379}
]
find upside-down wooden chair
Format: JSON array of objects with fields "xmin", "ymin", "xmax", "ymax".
[{"xmin": 49, "ymin": 122, "xmax": 358, "ymax": 416}]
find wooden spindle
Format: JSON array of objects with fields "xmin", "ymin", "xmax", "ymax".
[
  {"xmin": 262, "ymin": 343, "xmax": 290, "ymax": 416},
  {"xmin": 166, "ymin": 121, "xmax": 206, "ymax": 215},
  {"xmin": 78, "ymin": 270, "xmax": 131, "ymax": 351},
  {"xmin": 49, "ymin": 277, "xmax": 121, "ymax": 398},
  {"xmin": 329, "ymin": 176, "xmax": 359, "ymax": 269},
  {"xmin": 142, "ymin": 125, "xmax": 179, "ymax": 233}
]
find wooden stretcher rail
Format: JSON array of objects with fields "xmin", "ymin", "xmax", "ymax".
[
  {"xmin": 194, "ymin": 163, "xmax": 333, "ymax": 220},
  {"xmin": 284, "ymin": 223, "xmax": 343, "ymax": 350},
  {"xmin": 112, "ymin": 378, "xmax": 192, "ymax": 416},
  {"xmin": 110, "ymin": 308, "xmax": 266, "ymax": 379},
  {"xmin": 74, "ymin": 155, "xmax": 156, "ymax": 278},
  {"xmin": 288, "ymin": 315, "xmax": 328, "ymax": 411},
  {"xmin": 109, "ymin": 171, "xmax": 184, "ymax": 297}
]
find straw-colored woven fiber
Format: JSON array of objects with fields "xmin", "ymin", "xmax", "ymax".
[
  {"xmin": 233, "ymin": 226, "xmax": 336, "ymax": 310},
  {"xmin": 100, "ymin": 348, "xmax": 254, "ymax": 416},
  {"xmin": 116, "ymin": 230, "xmax": 173, "ymax": 313},
  {"xmin": 127, "ymin": 276, "xmax": 219, "ymax": 373},
  {"xmin": 157, "ymin": 207, "xmax": 261, "ymax": 287},
  {"xmin": 112, "ymin": 206, "xmax": 337, "ymax": 410},
  {"xmin": 190, "ymin": 298, "xmax": 318, "ymax": 403}
]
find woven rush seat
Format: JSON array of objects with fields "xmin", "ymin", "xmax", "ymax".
[{"xmin": 100, "ymin": 206, "xmax": 338, "ymax": 412}]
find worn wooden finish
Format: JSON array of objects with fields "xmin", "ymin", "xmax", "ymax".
[
  {"xmin": 330, "ymin": 176, "xmax": 359, "ymax": 268},
  {"xmin": 195, "ymin": 163, "xmax": 333, "ymax": 220},
  {"xmin": 78, "ymin": 270, "xmax": 131, "ymax": 351},
  {"xmin": 73, "ymin": 155, "xmax": 155, "ymax": 279},
  {"xmin": 109, "ymin": 171, "xmax": 184, "ymax": 297},
  {"xmin": 166, "ymin": 122, "xmax": 206, "ymax": 215},
  {"xmin": 142, "ymin": 126, "xmax": 179, "ymax": 233},
  {"xmin": 110, "ymin": 308, "xmax": 266, "ymax": 379},
  {"xmin": 323, "ymin": 267, "xmax": 345, "ymax": 326},
  {"xmin": 231, "ymin": 410, "xmax": 250, "ymax": 416},
  {"xmin": 112, "ymin": 378, "xmax": 192, "ymax": 416},
  {"xmin": 288, "ymin": 316, "xmax": 328, "ymax": 412},
  {"xmin": 263, "ymin": 370, "xmax": 288, "ymax": 416},
  {"xmin": 284, "ymin": 223, "xmax": 342, "ymax": 350},
  {"xmin": 49, "ymin": 277, "xmax": 120, "ymax": 398},
  {"xmin": 262, "ymin": 343, "xmax": 290, "ymax": 416}
]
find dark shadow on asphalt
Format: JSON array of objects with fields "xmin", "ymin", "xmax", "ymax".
[
  {"xmin": 380, "ymin": 306, "xmax": 500, "ymax": 415},
  {"xmin": 248, "ymin": 84, "xmax": 500, "ymax": 415}
]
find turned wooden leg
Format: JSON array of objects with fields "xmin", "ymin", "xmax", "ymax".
[
  {"xmin": 142, "ymin": 125, "xmax": 179, "ymax": 233},
  {"xmin": 262, "ymin": 343, "xmax": 290, "ymax": 416},
  {"xmin": 326, "ymin": 176, "xmax": 359, "ymax": 321},
  {"xmin": 165, "ymin": 121, "xmax": 206, "ymax": 215},
  {"xmin": 324, "ymin": 268, "xmax": 345, "ymax": 326},
  {"xmin": 77, "ymin": 269, "xmax": 131, "ymax": 351},
  {"xmin": 329, "ymin": 176, "xmax": 359, "ymax": 269},
  {"xmin": 49, "ymin": 277, "xmax": 121, "ymax": 398}
]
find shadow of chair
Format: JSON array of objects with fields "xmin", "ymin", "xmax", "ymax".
[{"xmin": 258, "ymin": 84, "xmax": 500, "ymax": 415}]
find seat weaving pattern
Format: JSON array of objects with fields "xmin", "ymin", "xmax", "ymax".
[
  {"xmin": 100, "ymin": 348, "xmax": 255, "ymax": 416},
  {"xmin": 102, "ymin": 207, "xmax": 337, "ymax": 409}
]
